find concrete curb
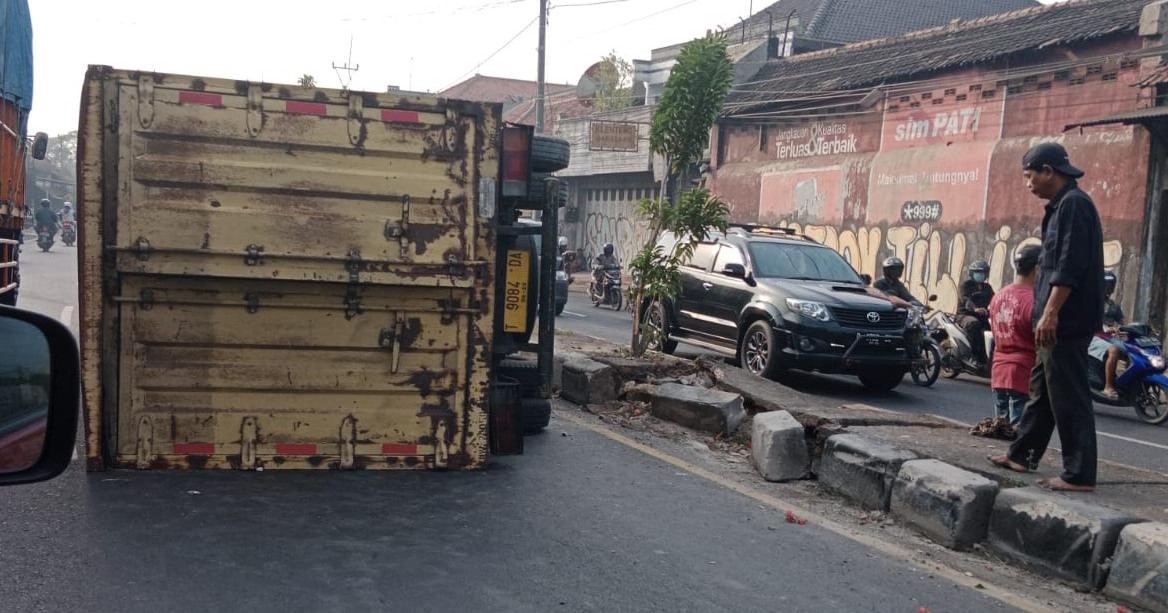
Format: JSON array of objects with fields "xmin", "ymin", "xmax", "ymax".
[
  {"xmin": 1105, "ymin": 522, "xmax": 1168, "ymax": 610},
  {"xmin": 819, "ymin": 433, "xmax": 918, "ymax": 511}
]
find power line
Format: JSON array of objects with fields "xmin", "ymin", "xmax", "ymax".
[
  {"xmin": 552, "ymin": 0, "xmax": 632, "ymax": 7},
  {"xmin": 443, "ymin": 16, "xmax": 541, "ymax": 91},
  {"xmin": 562, "ymin": 0, "xmax": 704, "ymax": 44}
]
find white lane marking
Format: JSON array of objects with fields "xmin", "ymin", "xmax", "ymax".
[
  {"xmin": 59, "ymin": 305, "xmax": 74, "ymax": 327},
  {"xmin": 1098, "ymin": 431, "xmax": 1168, "ymax": 452},
  {"xmin": 561, "ymin": 310, "xmax": 588, "ymax": 318}
]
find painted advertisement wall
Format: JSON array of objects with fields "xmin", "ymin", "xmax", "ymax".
[{"xmin": 710, "ymin": 52, "xmax": 1148, "ymax": 314}]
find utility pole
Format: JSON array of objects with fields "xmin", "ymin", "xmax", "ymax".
[{"xmin": 536, "ymin": 0, "xmax": 548, "ymax": 132}]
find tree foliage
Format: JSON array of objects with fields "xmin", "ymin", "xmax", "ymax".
[
  {"xmin": 592, "ymin": 51, "xmax": 633, "ymax": 113},
  {"xmin": 649, "ymin": 35, "xmax": 732, "ymax": 178},
  {"xmin": 298, "ymin": 74, "xmax": 316, "ymax": 88}
]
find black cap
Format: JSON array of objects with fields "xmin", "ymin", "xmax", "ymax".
[{"xmin": 1022, "ymin": 142, "xmax": 1084, "ymax": 178}]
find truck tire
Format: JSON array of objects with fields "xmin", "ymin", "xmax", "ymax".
[
  {"xmin": 531, "ymin": 134, "xmax": 570, "ymax": 172},
  {"xmin": 522, "ymin": 398, "xmax": 551, "ymax": 433},
  {"xmin": 520, "ymin": 173, "xmax": 567, "ymax": 209},
  {"xmin": 498, "ymin": 358, "xmax": 541, "ymax": 396}
]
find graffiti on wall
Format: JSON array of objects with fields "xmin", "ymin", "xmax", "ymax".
[
  {"xmin": 778, "ymin": 219, "xmax": 1126, "ymax": 313},
  {"xmin": 582, "ymin": 206, "xmax": 651, "ymax": 269}
]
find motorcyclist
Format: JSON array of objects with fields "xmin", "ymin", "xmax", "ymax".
[
  {"xmin": 592, "ymin": 243, "xmax": 620, "ymax": 295},
  {"xmin": 59, "ymin": 202, "xmax": 76, "ymax": 225},
  {"xmin": 1089, "ymin": 270, "xmax": 1127, "ymax": 399},
  {"xmin": 958, "ymin": 260, "xmax": 995, "ymax": 367},
  {"xmin": 33, "ymin": 199, "xmax": 59, "ymax": 240},
  {"xmin": 874, "ymin": 257, "xmax": 922, "ymax": 307}
]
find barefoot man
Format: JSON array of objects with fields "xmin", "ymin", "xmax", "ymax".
[{"xmin": 989, "ymin": 142, "xmax": 1104, "ymax": 493}]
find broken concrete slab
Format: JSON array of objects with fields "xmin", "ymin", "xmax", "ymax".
[
  {"xmin": 890, "ymin": 459, "xmax": 998, "ymax": 550},
  {"xmin": 560, "ymin": 358, "xmax": 618, "ymax": 406},
  {"xmin": 553, "ymin": 350, "xmax": 588, "ymax": 390},
  {"xmin": 987, "ymin": 487, "xmax": 1144, "ymax": 590},
  {"xmin": 1105, "ymin": 522, "xmax": 1168, "ymax": 610},
  {"xmin": 751, "ymin": 410, "xmax": 809, "ymax": 482},
  {"xmin": 648, "ymin": 382, "xmax": 745, "ymax": 436},
  {"xmin": 590, "ymin": 354, "xmax": 697, "ymax": 382},
  {"xmin": 819, "ymin": 434, "xmax": 919, "ymax": 511}
]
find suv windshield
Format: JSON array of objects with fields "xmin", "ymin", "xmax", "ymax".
[{"xmin": 749, "ymin": 242, "xmax": 862, "ymax": 284}]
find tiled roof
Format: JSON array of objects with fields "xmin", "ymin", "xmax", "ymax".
[
  {"xmin": 728, "ymin": 0, "xmax": 1037, "ymax": 45},
  {"xmin": 726, "ymin": 0, "xmax": 1145, "ymax": 115},
  {"xmin": 439, "ymin": 74, "xmax": 574, "ymax": 105}
]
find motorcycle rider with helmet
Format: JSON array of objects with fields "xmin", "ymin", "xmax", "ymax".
[
  {"xmin": 33, "ymin": 199, "xmax": 59, "ymax": 241},
  {"xmin": 593, "ymin": 242, "xmax": 619, "ymax": 286},
  {"xmin": 874, "ymin": 257, "xmax": 923, "ymax": 307},
  {"xmin": 959, "ymin": 260, "xmax": 995, "ymax": 367}
]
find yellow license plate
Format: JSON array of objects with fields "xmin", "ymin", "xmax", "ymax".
[{"xmin": 503, "ymin": 250, "xmax": 529, "ymax": 333}]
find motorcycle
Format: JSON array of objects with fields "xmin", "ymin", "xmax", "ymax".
[
  {"xmin": 590, "ymin": 266, "xmax": 623, "ymax": 311},
  {"xmin": 61, "ymin": 221, "xmax": 76, "ymax": 247},
  {"xmin": 907, "ymin": 304, "xmax": 942, "ymax": 387},
  {"xmin": 1089, "ymin": 324, "xmax": 1168, "ymax": 424},
  {"xmin": 926, "ymin": 309, "xmax": 993, "ymax": 380},
  {"xmin": 36, "ymin": 226, "xmax": 55, "ymax": 253}
]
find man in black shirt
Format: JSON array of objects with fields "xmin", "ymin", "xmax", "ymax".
[
  {"xmin": 958, "ymin": 260, "xmax": 994, "ymax": 366},
  {"xmin": 874, "ymin": 257, "xmax": 922, "ymax": 306},
  {"xmin": 990, "ymin": 143, "xmax": 1103, "ymax": 492}
]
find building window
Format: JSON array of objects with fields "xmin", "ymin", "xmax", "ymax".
[
  {"xmin": 1007, "ymin": 85, "xmax": 1023, "ymax": 95},
  {"xmin": 932, "ymin": 98, "xmax": 944, "ymax": 105},
  {"xmin": 921, "ymin": 92, "xmax": 932, "ymax": 100},
  {"xmin": 1037, "ymin": 81, "xmax": 1053, "ymax": 90},
  {"xmin": 899, "ymin": 95, "xmax": 911, "ymax": 102},
  {"xmin": 909, "ymin": 101, "xmax": 921, "ymax": 108},
  {"xmin": 1102, "ymin": 73, "xmax": 1118, "ymax": 82},
  {"xmin": 1069, "ymin": 77, "xmax": 1086, "ymax": 86},
  {"xmin": 981, "ymin": 90, "xmax": 995, "ymax": 99},
  {"xmin": 1086, "ymin": 64, "xmax": 1103, "ymax": 75},
  {"xmin": 956, "ymin": 94, "xmax": 968, "ymax": 101},
  {"xmin": 944, "ymin": 88, "xmax": 956, "ymax": 96},
  {"xmin": 887, "ymin": 104, "xmax": 900, "ymax": 112},
  {"xmin": 969, "ymin": 84, "xmax": 983, "ymax": 92}
]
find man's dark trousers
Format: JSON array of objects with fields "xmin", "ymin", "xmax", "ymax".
[{"xmin": 1007, "ymin": 337, "xmax": 1097, "ymax": 486}]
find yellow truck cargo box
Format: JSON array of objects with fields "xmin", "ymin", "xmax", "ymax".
[{"xmin": 77, "ymin": 66, "xmax": 500, "ymax": 470}]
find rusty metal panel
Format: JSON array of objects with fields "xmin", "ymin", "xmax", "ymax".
[{"xmin": 79, "ymin": 67, "xmax": 499, "ymax": 470}]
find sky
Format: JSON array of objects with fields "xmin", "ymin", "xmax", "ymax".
[{"xmin": 26, "ymin": 0, "xmax": 762, "ymax": 136}]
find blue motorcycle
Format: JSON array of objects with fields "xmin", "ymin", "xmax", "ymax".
[{"xmin": 1088, "ymin": 324, "xmax": 1168, "ymax": 424}]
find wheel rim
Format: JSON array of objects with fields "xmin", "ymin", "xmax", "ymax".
[
  {"xmin": 645, "ymin": 306, "xmax": 665, "ymax": 350},
  {"xmin": 744, "ymin": 329, "xmax": 769, "ymax": 374},
  {"xmin": 1136, "ymin": 385, "xmax": 1168, "ymax": 423}
]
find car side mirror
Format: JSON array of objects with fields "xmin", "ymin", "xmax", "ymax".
[
  {"xmin": 0, "ymin": 307, "xmax": 80, "ymax": 486},
  {"xmin": 722, "ymin": 263, "xmax": 747, "ymax": 279},
  {"xmin": 859, "ymin": 273, "xmax": 872, "ymax": 286},
  {"xmin": 31, "ymin": 132, "xmax": 48, "ymax": 161}
]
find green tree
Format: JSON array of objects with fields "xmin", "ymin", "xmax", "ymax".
[
  {"xmin": 630, "ymin": 34, "xmax": 733, "ymax": 356},
  {"xmin": 298, "ymin": 74, "xmax": 317, "ymax": 88},
  {"xmin": 593, "ymin": 51, "xmax": 633, "ymax": 113}
]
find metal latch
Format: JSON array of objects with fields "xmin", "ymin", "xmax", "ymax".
[
  {"xmin": 343, "ymin": 286, "xmax": 362, "ymax": 320},
  {"xmin": 137, "ymin": 75, "xmax": 155, "ymax": 128},
  {"xmin": 378, "ymin": 312, "xmax": 407, "ymax": 374},
  {"xmin": 134, "ymin": 236, "xmax": 152, "ymax": 261},
  {"xmin": 384, "ymin": 195, "xmax": 411, "ymax": 259},
  {"xmin": 246, "ymin": 84, "xmax": 263, "ymax": 138},
  {"xmin": 345, "ymin": 248, "xmax": 362, "ymax": 284},
  {"xmin": 347, "ymin": 95, "xmax": 365, "ymax": 147},
  {"xmin": 139, "ymin": 288, "xmax": 155, "ymax": 310},
  {"xmin": 244, "ymin": 292, "xmax": 260, "ymax": 314},
  {"xmin": 446, "ymin": 253, "xmax": 467, "ymax": 279},
  {"xmin": 244, "ymin": 244, "xmax": 264, "ymax": 266}
]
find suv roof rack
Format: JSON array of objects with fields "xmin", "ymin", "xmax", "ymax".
[{"xmin": 726, "ymin": 223, "xmax": 819, "ymax": 243}]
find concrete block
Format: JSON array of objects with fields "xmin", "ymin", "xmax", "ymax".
[
  {"xmin": 890, "ymin": 459, "xmax": 999, "ymax": 550},
  {"xmin": 988, "ymin": 487, "xmax": 1144, "ymax": 590},
  {"xmin": 560, "ymin": 358, "xmax": 618, "ymax": 406},
  {"xmin": 1105, "ymin": 522, "xmax": 1168, "ymax": 610},
  {"xmin": 751, "ymin": 410, "xmax": 809, "ymax": 482},
  {"xmin": 552, "ymin": 350, "xmax": 587, "ymax": 390},
  {"xmin": 819, "ymin": 434, "xmax": 918, "ymax": 511},
  {"xmin": 649, "ymin": 382, "xmax": 745, "ymax": 436}
]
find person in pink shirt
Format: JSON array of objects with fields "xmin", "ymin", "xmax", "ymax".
[{"xmin": 988, "ymin": 245, "xmax": 1042, "ymax": 426}]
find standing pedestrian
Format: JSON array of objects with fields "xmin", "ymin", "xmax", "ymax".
[
  {"xmin": 989, "ymin": 142, "xmax": 1104, "ymax": 492},
  {"xmin": 987, "ymin": 245, "xmax": 1041, "ymax": 427}
]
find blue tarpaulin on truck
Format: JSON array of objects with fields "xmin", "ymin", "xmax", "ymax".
[{"xmin": 0, "ymin": 0, "xmax": 33, "ymax": 134}]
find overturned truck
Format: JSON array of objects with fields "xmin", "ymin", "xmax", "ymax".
[{"xmin": 77, "ymin": 66, "xmax": 566, "ymax": 470}]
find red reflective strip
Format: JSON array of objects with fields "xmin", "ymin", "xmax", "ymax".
[
  {"xmin": 174, "ymin": 442, "xmax": 215, "ymax": 455},
  {"xmin": 179, "ymin": 91, "xmax": 223, "ymax": 106},
  {"xmin": 382, "ymin": 443, "xmax": 418, "ymax": 455},
  {"xmin": 286, "ymin": 101, "xmax": 327, "ymax": 115},
  {"xmin": 381, "ymin": 109, "xmax": 420, "ymax": 123},
  {"xmin": 275, "ymin": 443, "xmax": 318, "ymax": 455}
]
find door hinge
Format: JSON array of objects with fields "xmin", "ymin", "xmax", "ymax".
[
  {"xmin": 246, "ymin": 84, "xmax": 263, "ymax": 138},
  {"xmin": 134, "ymin": 236, "xmax": 152, "ymax": 261},
  {"xmin": 343, "ymin": 286, "xmax": 362, "ymax": 320},
  {"xmin": 345, "ymin": 248, "xmax": 362, "ymax": 284},
  {"xmin": 244, "ymin": 292, "xmax": 260, "ymax": 314},
  {"xmin": 347, "ymin": 95, "xmax": 365, "ymax": 147},
  {"xmin": 446, "ymin": 253, "xmax": 467, "ymax": 279},
  {"xmin": 139, "ymin": 288, "xmax": 155, "ymax": 310},
  {"xmin": 240, "ymin": 416, "xmax": 258, "ymax": 471},
  {"xmin": 244, "ymin": 244, "xmax": 265, "ymax": 266},
  {"xmin": 384, "ymin": 195, "xmax": 411, "ymax": 259},
  {"xmin": 378, "ymin": 312, "xmax": 407, "ymax": 374},
  {"xmin": 137, "ymin": 75, "xmax": 155, "ymax": 129}
]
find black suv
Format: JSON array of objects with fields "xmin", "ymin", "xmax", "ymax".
[{"xmin": 645, "ymin": 225, "xmax": 912, "ymax": 391}]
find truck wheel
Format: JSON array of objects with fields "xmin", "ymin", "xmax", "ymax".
[
  {"xmin": 740, "ymin": 320, "xmax": 784, "ymax": 380},
  {"xmin": 858, "ymin": 368, "xmax": 905, "ymax": 392},
  {"xmin": 522, "ymin": 398, "xmax": 551, "ymax": 434},
  {"xmin": 522, "ymin": 173, "xmax": 567, "ymax": 209},
  {"xmin": 555, "ymin": 302, "xmax": 565, "ymax": 316},
  {"xmin": 498, "ymin": 358, "xmax": 541, "ymax": 396},
  {"xmin": 531, "ymin": 134, "xmax": 570, "ymax": 172}
]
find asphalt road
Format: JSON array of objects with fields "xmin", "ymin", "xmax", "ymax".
[
  {"xmin": 558, "ymin": 290, "xmax": 1168, "ymax": 475},
  {"xmin": 1, "ymin": 245, "xmax": 1021, "ymax": 612}
]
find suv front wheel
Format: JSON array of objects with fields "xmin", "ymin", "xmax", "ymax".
[
  {"xmin": 857, "ymin": 367, "xmax": 905, "ymax": 392},
  {"xmin": 740, "ymin": 320, "xmax": 785, "ymax": 380}
]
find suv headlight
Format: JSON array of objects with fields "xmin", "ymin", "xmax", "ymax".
[
  {"xmin": 555, "ymin": 270, "xmax": 568, "ymax": 282},
  {"xmin": 786, "ymin": 299, "xmax": 831, "ymax": 322},
  {"xmin": 1152, "ymin": 355, "xmax": 1166, "ymax": 371}
]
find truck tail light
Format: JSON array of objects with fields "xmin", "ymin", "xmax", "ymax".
[{"xmin": 501, "ymin": 125, "xmax": 532, "ymax": 199}]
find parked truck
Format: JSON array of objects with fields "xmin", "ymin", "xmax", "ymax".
[
  {"xmin": 77, "ymin": 66, "xmax": 567, "ymax": 470},
  {"xmin": 0, "ymin": 0, "xmax": 47, "ymax": 307}
]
